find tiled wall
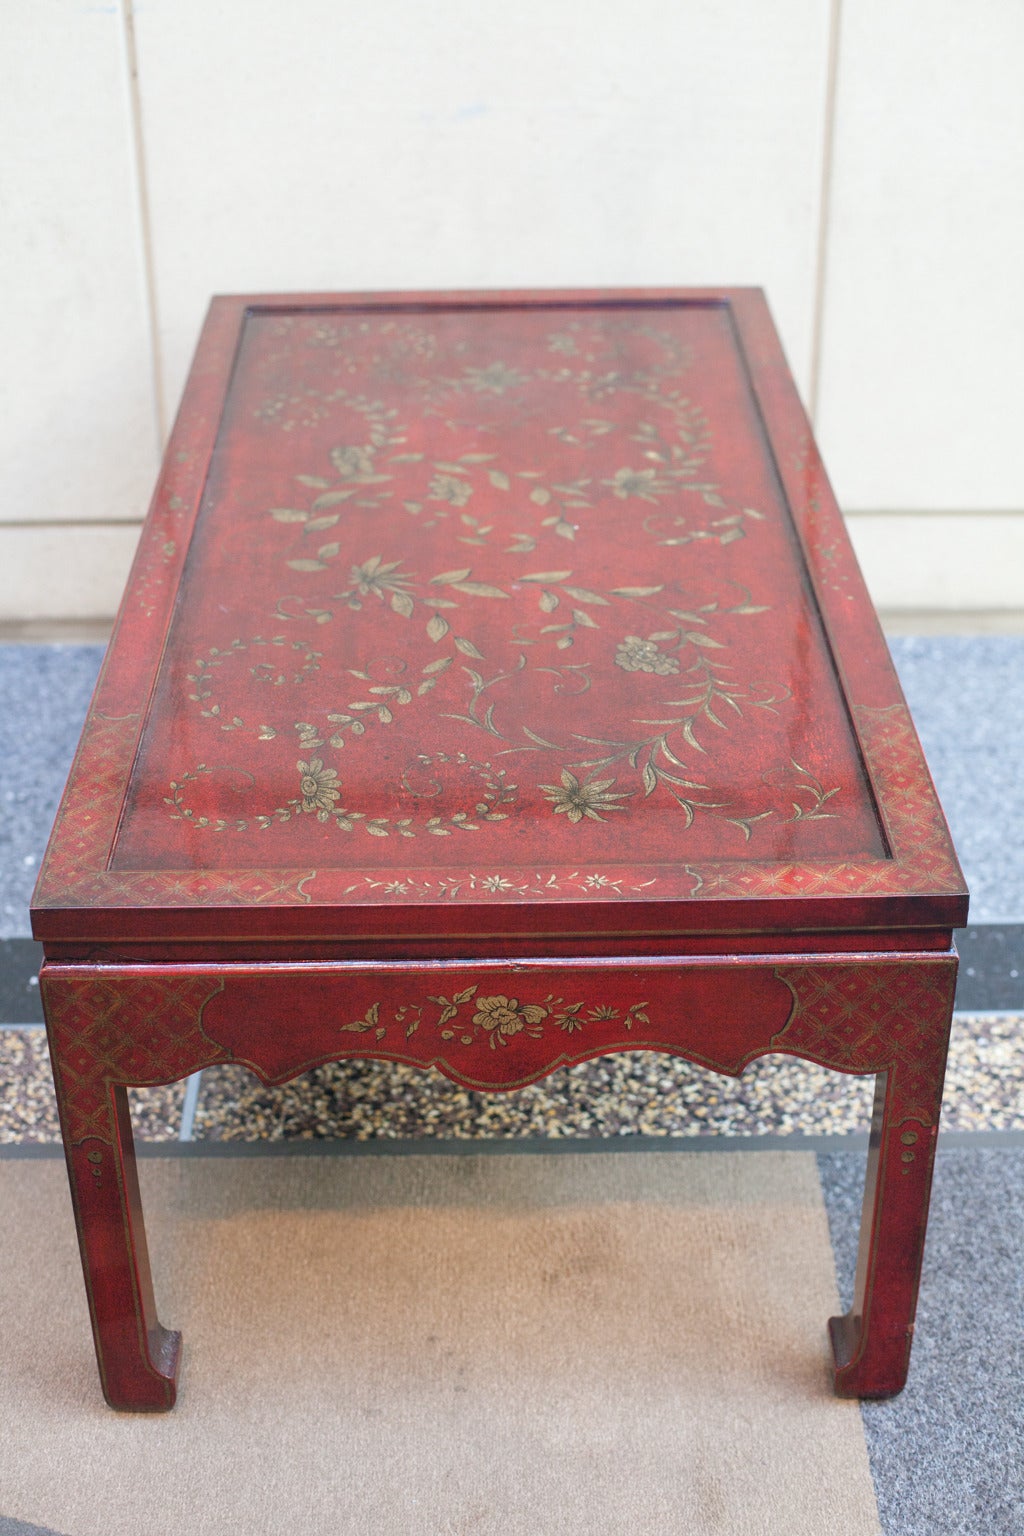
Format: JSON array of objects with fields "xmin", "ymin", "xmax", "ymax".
[{"xmin": 4, "ymin": 0, "xmax": 1022, "ymax": 620}]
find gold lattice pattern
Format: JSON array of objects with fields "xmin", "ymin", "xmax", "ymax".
[
  {"xmin": 773, "ymin": 961, "xmax": 956, "ymax": 1123},
  {"xmin": 42, "ymin": 974, "xmax": 227, "ymax": 1143}
]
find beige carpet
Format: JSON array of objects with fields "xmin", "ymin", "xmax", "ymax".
[{"xmin": 0, "ymin": 1150, "xmax": 881, "ymax": 1536}]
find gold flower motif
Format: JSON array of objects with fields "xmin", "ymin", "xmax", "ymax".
[
  {"xmin": 348, "ymin": 555, "xmax": 415, "ymax": 602},
  {"xmin": 539, "ymin": 770, "xmax": 630, "ymax": 824},
  {"xmin": 606, "ymin": 467, "xmax": 669, "ymax": 502},
  {"xmin": 472, "ymin": 994, "xmax": 549, "ymax": 1040},
  {"xmin": 297, "ymin": 757, "xmax": 340, "ymax": 818},
  {"xmin": 331, "ymin": 445, "xmax": 376, "ymax": 478},
  {"xmin": 428, "ymin": 473, "xmax": 473, "ymax": 507},
  {"xmin": 615, "ymin": 635, "xmax": 679, "ymax": 675}
]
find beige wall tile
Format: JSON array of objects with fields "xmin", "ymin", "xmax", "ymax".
[
  {"xmin": 131, "ymin": 0, "xmax": 833, "ymax": 414},
  {"xmin": 815, "ymin": 0, "xmax": 1024, "ymax": 512},
  {"xmin": 0, "ymin": 524, "xmax": 140, "ymax": 622},
  {"xmin": 1, "ymin": 3, "xmax": 159, "ymax": 527},
  {"xmin": 846, "ymin": 512, "xmax": 1024, "ymax": 610}
]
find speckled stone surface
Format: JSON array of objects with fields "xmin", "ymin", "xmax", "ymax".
[
  {"xmin": 184, "ymin": 1010, "xmax": 1024, "ymax": 1141},
  {"xmin": 888, "ymin": 636, "xmax": 1024, "ymax": 921},
  {"xmin": 0, "ymin": 643, "xmax": 104, "ymax": 938},
  {"xmin": 2, "ymin": 1012, "xmax": 1019, "ymax": 1144},
  {"xmin": 0, "ymin": 1029, "xmax": 184, "ymax": 1144},
  {"xmin": 190, "ymin": 1051, "xmax": 878, "ymax": 1143}
]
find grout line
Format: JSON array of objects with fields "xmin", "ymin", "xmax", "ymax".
[
  {"xmin": 847, "ymin": 507, "xmax": 1024, "ymax": 519},
  {"xmin": 882, "ymin": 613, "xmax": 1024, "ymax": 636},
  {"xmin": 119, "ymin": 0, "xmax": 168, "ymax": 448},
  {"xmin": 0, "ymin": 518, "xmax": 143, "ymax": 532},
  {"xmin": 808, "ymin": 0, "xmax": 843, "ymax": 423},
  {"xmin": 0, "ymin": 621, "xmax": 113, "ymax": 643}
]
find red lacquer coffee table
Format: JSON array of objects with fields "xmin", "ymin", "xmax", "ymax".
[{"xmin": 32, "ymin": 289, "xmax": 967, "ymax": 1410}]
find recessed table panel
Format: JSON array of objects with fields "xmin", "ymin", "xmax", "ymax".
[{"xmin": 119, "ymin": 303, "xmax": 878, "ymax": 864}]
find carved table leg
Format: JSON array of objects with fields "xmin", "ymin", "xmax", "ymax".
[
  {"xmin": 41, "ymin": 966, "xmax": 226, "ymax": 1409},
  {"xmin": 55, "ymin": 1079, "xmax": 180, "ymax": 1410},
  {"xmin": 830, "ymin": 1059, "xmax": 948, "ymax": 1399}
]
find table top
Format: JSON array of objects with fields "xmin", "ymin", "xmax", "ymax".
[{"xmin": 32, "ymin": 290, "xmax": 967, "ymax": 951}]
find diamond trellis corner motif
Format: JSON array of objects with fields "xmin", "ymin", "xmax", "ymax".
[
  {"xmin": 34, "ymin": 712, "xmax": 139, "ymax": 897},
  {"xmin": 42, "ymin": 975, "xmax": 229, "ymax": 1144},
  {"xmin": 773, "ymin": 961, "xmax": 956, "ymax": 1124}
]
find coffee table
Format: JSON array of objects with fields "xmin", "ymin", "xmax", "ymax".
[{"xmin": 32, "ymin": 289, "xmax": 967, "ymax": 1410}]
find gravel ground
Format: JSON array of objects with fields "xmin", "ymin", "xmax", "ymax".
[{"xmin": 2, "ymin": 1012, "xmax": 1019, "ymax": 1143}]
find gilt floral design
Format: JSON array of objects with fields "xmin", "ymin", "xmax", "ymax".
[
  {"xmin": 331, "ymin": 445, "xmax": 376, "ymax": 478},
  {"xmin": 346, "ymin": 557, "xmax": 417, "ymax": 613},
  {"xmin": 606, "ymin": 466, "xmax": 670, "ymax": 503},
  {"xmin": 472, "ymin": 994, "xmax": 550, "ymax": 1040},
  {"xmin": 341, "ymin": 982, "xmax": 652, "ymax": 1051},
  {"xmin": 298, "ymin": 758, "xmax": 340, "ymax": 818},
  {"xmin": 159, "ymin": 310, "xmax": 855, "ymax": 863},
  {"xmin": 614, "ymin": 635, "xmax": 681, "ymax": 676},
  {"xmin": 428, "ymin": 473, "xmax": 474, "ymax": 507},
  {"xmin": 539, "ymin": 770, "xmax": 631, "ymax": 824}
]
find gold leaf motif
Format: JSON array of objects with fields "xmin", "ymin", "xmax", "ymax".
[
  {"xmin": 562, "ymin": 587, "xmax": 608, "ymax": 605},
  {"xmin": 450, "ymin": 581, "xmax": 508, "ymax": 598},
  {"xmin": 342, "ymin": 1002, "xmax": 380, "ymax": 1033},
  {"xmin": 311, "ymin": 491, "xmax": 356, "ymax": 508}
]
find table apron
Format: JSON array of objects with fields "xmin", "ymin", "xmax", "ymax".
[{"xmin": 40, "ymin": 950, "xmax": 957, "ymax": 1108}]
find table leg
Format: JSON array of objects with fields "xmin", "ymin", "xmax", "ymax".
[
  {"xmin": 829, "ymin": 1060, "xmax": 946, "ymax": 1399},
  {"xmin": 56, "ymin": 1081, "xmax": 180, "ymax": 1411}
]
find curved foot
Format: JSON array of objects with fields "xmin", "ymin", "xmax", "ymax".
[
  {"xmin": 53, "ymin": 1083, "xmax": 184, "ymax": 1411},
  {"xmin": 103, "ymin": 1325, "xmax": 182, "ymax": 1412},
  {"xmin": 829, "ymin": 1310, "xmax": 909, "ymax": 1400}
]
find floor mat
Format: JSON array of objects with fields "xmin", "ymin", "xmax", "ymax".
[{"xmin": 0, "ymin": 1149, "xmax": 879, "ymax": 1536}]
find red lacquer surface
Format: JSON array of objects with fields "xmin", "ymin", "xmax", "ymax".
[
  {"xmin": 32, "ymin": 290, "xmax": 966, "ymax": 944},
  {"xmin": 32, "ymin": 291, "xmax": 966, "ymax": 1411}
]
